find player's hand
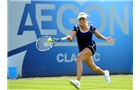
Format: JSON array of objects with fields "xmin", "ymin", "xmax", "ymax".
[
  {"xmin": 66, "ymin": 35, "xmax": 72, "ymax": 42},
  {"xmin": 106, "ymin": 36, "xmax": 116, "ymax": 44}
]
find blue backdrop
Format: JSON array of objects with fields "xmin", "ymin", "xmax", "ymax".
[{"xmin": 8, "ymin": 0, "xmax": 133, "ymax": 77}]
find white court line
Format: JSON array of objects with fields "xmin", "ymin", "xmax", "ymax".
[{"xmin": 44, "ymin": 42, "xmax": 114, "ymax": 46}]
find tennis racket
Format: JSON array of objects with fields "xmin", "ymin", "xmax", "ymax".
[{"xmin": 36, "ymin": 36, "xmax": 67, "ymax": 51}]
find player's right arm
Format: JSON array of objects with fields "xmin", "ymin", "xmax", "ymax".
[{"xmin": 67, "ymin": 31, "xmax": 76, "ymax": 42}]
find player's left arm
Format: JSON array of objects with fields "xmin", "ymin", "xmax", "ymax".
[{"xmin": 93, "ymin": 30, "xmax": 115, "ymax": 44}]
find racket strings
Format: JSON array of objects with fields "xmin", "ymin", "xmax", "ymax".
[
  {"xmin": 36, "ymin": 36, "xmax": 66, "ymax": 51},
  {"xmin": 36, "ymin": 36, "xmax": 53, "ymax": 51}
]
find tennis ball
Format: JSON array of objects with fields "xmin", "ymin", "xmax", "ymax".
[{"xmin": 47, "ymin": 38, "xmax": 52, "ymax": 42}]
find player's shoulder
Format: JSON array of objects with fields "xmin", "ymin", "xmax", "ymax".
[
  {"xmin": 89, "ymin": 24, "xmax": 96, "ymax": 31},
  {"xmin": 72, "ymin": 24, "xmax": 80, "ymax": 31},
  {"xmin": 72, "ymin": 24, "xmax": 79, "ymax": 30},
  {"xmin": 74, "ymin": 24, "xmax": 79, "ymax": 28}
]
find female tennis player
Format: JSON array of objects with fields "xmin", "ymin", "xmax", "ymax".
[{"xmin": 66, "ymin": 12, "xmax": 115, "ymax": 89}]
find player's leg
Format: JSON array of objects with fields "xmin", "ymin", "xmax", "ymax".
[
  {"xmin": 76, "ymin": 48, "xmax": 93, "ymax": 81},
  {"xmin": 84, "ymin": 56, "xmax": 104, "ymax": 75},
  {"xmin": 84, "ymin": 56, "xmax": 110, "ymax": 84},
  {"xmin": 69, "ymin": 48, "xmax": 92, "ymax": 89}
]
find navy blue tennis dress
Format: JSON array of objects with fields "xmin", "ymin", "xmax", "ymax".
[{"xmin": 72, "ymin": 24, "xmax": 96, "ymax": 55}]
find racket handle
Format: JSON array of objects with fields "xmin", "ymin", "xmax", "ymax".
[{"xmin": 61, "ymin": 37, "xmax": 67, "ymax": 40}]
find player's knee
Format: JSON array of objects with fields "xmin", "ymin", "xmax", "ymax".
[{"xmin": 76, "ymin": 55, "xmax": 82, "ymax": 63}]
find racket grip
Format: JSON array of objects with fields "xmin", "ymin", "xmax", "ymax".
[{"xmin": 61, "ymin": 37, "xmax": 67, "ymax": 40}]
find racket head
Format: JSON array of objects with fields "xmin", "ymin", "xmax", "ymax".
[{"xmin": 36, "ymin": 36, "xmax": 53, "ymax": 51}]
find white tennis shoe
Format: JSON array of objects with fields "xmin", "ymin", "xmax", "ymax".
[
  {"xmin": 104, "ymin": 70, "xmax": 110, "ymax": 84},
  {"xmin": 69, "ymin": 80, "xmax": 80, "ymax": 89}
]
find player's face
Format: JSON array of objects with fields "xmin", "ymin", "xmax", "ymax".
[{"xmin": 78, "ymin": 18, "xmax": 87, "ymax": 26}]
